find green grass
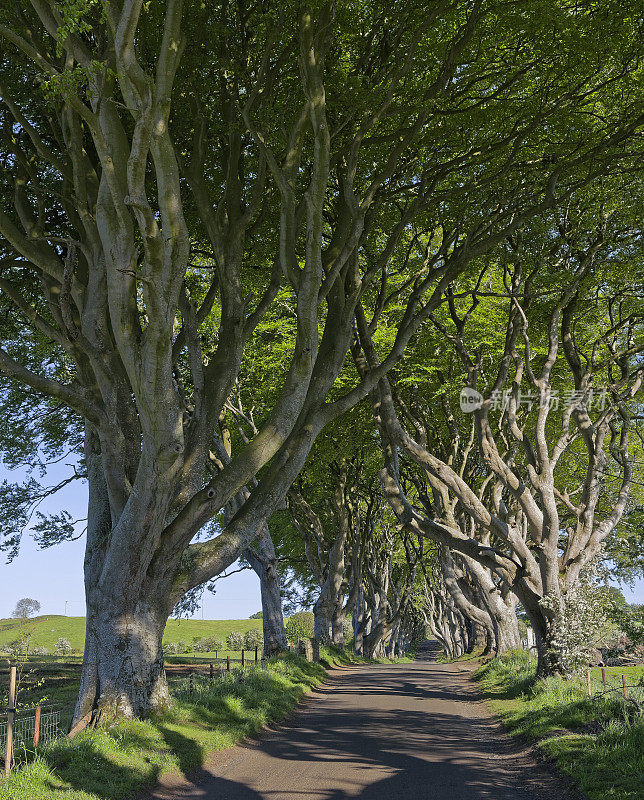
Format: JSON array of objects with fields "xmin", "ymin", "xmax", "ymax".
[
  {"xmin": 0, "ymin": 652, "xmax": 326, "ymax": 800},
  {"xmin": 0, "ymin": 616, "xmax": 262, "ymax": 655},
  {"xmin": 474, "ymin": 650, "xmax": 644, "ymax": 800},
  {"xmin": 0, "ymin": 646, "xmax": 410, "ymax": 800},
  {"xmin": 436, "ymin": 647, "xmax": 486, "ymax": 664}
]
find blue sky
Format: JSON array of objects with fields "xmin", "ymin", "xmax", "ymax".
[
  {"xmin": 0, "ymin": 461, "xmax": 642, "ymax": 620},
  {"xmin": 0, "ymin": 462, "xmax": 261, "ymax": 620}
]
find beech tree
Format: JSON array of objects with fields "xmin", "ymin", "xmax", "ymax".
[
  {"xmin": 287, "ymin": 449, "xmax": 383, "ymax": 647},
  {"xmin": 364, "ymin": 211, "xmax": 644, "ymax": 674},
  {"xmin": 0, "ymin": 0, "xmax": 641, "ymax": 723}
]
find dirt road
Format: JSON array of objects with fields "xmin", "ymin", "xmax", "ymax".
[{"xmin": 142, "ymin": 642, "xmax": 579, "ymax": 800}]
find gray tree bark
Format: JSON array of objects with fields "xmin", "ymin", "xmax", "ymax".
[{"xmin": 245, "ymin": 527, "xmax": 288, "ymax": 658}]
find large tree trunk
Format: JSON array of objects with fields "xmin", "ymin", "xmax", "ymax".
[
  {"xmin": 387, "ymin": 620, "xmax": 401, "ymax": 658},
  {"xmin": 313, "ymin": 594, "xmax": 332, "ymax": 643},
  {"xmin": 73, "ymin": 596, "xmax": 171, "ymax": 727},
  {"xmin": 363, "ymin": 601, "xmax": 388, "ymax": 659},
  {"xmin": 515, "ymin": 583, "xmax": 566, "ymax": 676},
  {"xmin": 245, "ymin": 526, "xmax": 288, "ymax": 657},
  {"xmin": 258, "ymin": 563, "xmax": 288, "ymax": 658},
  {"xmin": 492, "ymin": 603, "xmax": 521, "ymax": 653},
  {"xmin": 331, "ymin": 604, "xmax": 345, "ymax": 647},
  {"xmin": 353, "ymin": 592, "xmax": 366, "ymax": 655},
  {"xmin": 73, "ymin": 429, "xmax": 172, "ymax": 727}
]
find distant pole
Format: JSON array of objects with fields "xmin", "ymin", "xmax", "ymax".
[{"xmin": 64, "ymin": 600, "xmax": 68, "ymax": 616}]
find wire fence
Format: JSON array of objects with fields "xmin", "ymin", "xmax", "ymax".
[
  {"xmin": 519, "ymin": 636, "xmax": 644, "ymax": 706},
  {"xmin": 581, "ymin": 666, "xmax": 644, "ymax": 706},
  {"xmin": 1, "ymin": 650, "xmax": 267, "ymax": 778},
  {"xmin": 0, "ymin": 707, "xmax": 62, "ymax": 753}
]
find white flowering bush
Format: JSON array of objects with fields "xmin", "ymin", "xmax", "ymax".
[
  {"xmin": 54, "ymin": 637, "xmax": 72, "ymax": 655},
  {"xmin": 226, "ymin": 631, "xmax": 244, "ymax": 651},
  {"xmin": 539, "ymin": 562, "xmax": 611, "ymax": 672}
]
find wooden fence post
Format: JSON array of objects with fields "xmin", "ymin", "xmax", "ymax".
[
  {"xmin": 255, "ymin": 646, "xmax": 258, "ymax": 663},
  {"xmin": 622, "ymin": 674, "xmax": 628, "ymax": 698},
  {"xmin": 586, "ymin": 667, "xmax": 592, "ymax": 696},
  {"xmin": 601, "ymin": 667, "xmax": 606, "ymax": 690},
  {"xmin": 227, "ymin": 655, "xmax": 230, "ymax": 671},
  {"xmin": 4, "ymin": 665, "xmax": 16, "ymax": 777},
  {"xmin": 241, "ymin": 649, "xmax": 245, "ymax": 667},
  {"xmin": 33, "ymin": 705, "xmax": 41, "ymax": 748},
  {"xmin": 209, "ymin": 663, "xmax": 214, "ymax": 683}
]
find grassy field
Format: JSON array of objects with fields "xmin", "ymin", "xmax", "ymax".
[
  {"xmin": 475, "ymin": 650, "xmax": 644, "ymax": 800},
  {"xmin": 0, "ymin": 616, "xmax": 262, "ymax": 654},
  {"xmin": 0, "ymin": 646, "xmax": 408, "ymax": 800}
]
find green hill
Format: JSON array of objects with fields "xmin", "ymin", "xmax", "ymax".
[{"xmin": 0, "ymin": 615, "xmax": 262, "ymax": 654}]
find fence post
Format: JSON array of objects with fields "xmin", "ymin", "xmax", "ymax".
[
  {"xmin": 241, "ymin": 649, "xmax": 245, "ymax": 667},
  {"xmin": 586, "ymin": 667, "xmax": 592, "ymax": 696},
  {"xmin": 4, "ymin": 665, "xmax": 16, "ymax": 777},
  {"xmin": 227, "ymin": 655, "xmax": 230, "ymax": 672},
  {"xmin": 601, "ymin": 667, "xmax": 606, "ymax": 690},
  {"xmin": 255, "ymin": 646, "xmax": 258, "ymax": 663},
  {"xmin": 33, "ymin": 705, "xmax": 41, "ymax": 749},
  {"xmin": 622, "ymin": 674, "xmax": 628, "ymax": 698},
  {"xmin": 209, "ymin": 662, "xmax": 214, "ymax": 683}
]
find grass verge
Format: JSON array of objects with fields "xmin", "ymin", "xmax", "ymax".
[
  {"xmin": 0, "ymin": 647, "xmax": 400, "ymax": 800},
  {"xmin": 474, "ymin": 650, "xmax": 644, "ymax": 800}
]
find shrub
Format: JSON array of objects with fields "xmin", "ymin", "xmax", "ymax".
[
  {"xmin": 226, "ymin": 631, "xmax": 244, "ymax": 651},
  {"xmin": 54, "ymin": 637, "xmax": 72, "ymax": 656},
  {"xmin": 243, "ymin": 629, "xmax": 263, "ymax": 650},
  {"xmin": 285, "ymin": 611, "xmax": 314, "ymax": 644},
  {"xmin": 191, "ymin": 636, "xmax": 213, "ymax": 653},
  {"xmin": 4, "ymin": 633, "xmax": 33, "ymax": 659},
  {"xmin": 539, "ymin": 563, "xmax": 614, "ymax": 672}
]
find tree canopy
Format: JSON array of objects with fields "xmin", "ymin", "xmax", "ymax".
[{"xmin": 0, "ymin": 0, "xmax": 642, "ymax": 719}]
